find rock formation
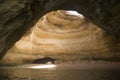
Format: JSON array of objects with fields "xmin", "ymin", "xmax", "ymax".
[
  {"xmin": 0, "ymin": 0, "xmax": 120, "ymax": 64},
  {"xmin": 0, "ymin": 10, "xmax": 119, "ymax": 65}
]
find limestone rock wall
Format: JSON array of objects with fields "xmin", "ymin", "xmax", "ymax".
[
  {"xmin": 0, "ymin": 0, "xmax": 120, "ymax": 62},
  {"xmin": 74, "ymin": 0, "xmax": 120, "ymax": 36},
  {"xmin": 0, "ymin": 0, "xmax": 34, "ymax": 59},
  {"xmin": 1, "ymin": 10, "xmax": 119, "ymax": 65},
  {"xmin": 0, "ymin": 0, "xmax": 67, "ymax": 59}
]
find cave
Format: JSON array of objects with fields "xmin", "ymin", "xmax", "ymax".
[
  {"xmin": 0, "ymin": 0, "xmax": 120, "ymax": 80},
  {"xmin": 0, "ymin": 0, "xmax": 120, "ymax": 65},
  {"xmin": 0, "ymin": 9, "xmax": 119, "ymax": 65}
]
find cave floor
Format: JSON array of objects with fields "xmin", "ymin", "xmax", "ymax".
[{"xmin": 0, "ymin": 62, "xmax": 120, "ymax": 80}]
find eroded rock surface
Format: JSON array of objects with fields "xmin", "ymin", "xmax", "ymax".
[
  {"xmin": 0, "ymin": 0, "xmax": 34, "ymax": 59},
  {"xmin": 0, "ymin": 0, "xmax": 120, "ymax": 64},
  {"xmin": 1, "ymin": 10, "xmax": 119, "ymax": 65},
  {"xmin": 0, "ymin": 0, "xmax": 68, "ymax": 59}
]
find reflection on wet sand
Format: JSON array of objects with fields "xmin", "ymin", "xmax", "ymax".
[{"xmin": 0, "ymin": 62, "xmax": 120, "ymax": 80}]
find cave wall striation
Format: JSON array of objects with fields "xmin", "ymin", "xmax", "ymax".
[
  {"xmin": 0, "ymin": 10, "xmax": 120, "ymax": 64},
  {"xmin": 0, "ymin": 0, "xmax": 120, "ymax": 63}
]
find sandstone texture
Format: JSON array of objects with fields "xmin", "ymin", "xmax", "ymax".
[
  {"xmin": 72, "ymin": 0, "xmax": 120, "ymax": 36},
  {"xmin": 0, "ymin": 10, "xmax": 119, "ymax": 65},
  {"xmin": 0, "ymin": 0, "xmax": 67, "ymax": 59},
  {"xmin": 0, "ymin": 0, "xmax": 120, "ymax": 64},
  {"xmin": 0, "ymin": 0, "xmax": 34, "ymax": 59}
]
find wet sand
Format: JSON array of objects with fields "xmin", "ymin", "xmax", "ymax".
[{"xmin": 0, "ymin": 62, "xmax": 120, "ymax": 80}]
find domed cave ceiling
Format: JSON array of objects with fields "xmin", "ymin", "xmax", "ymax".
[{"xmin": 0, "ymin": 10, "xmax": 120, "ymax": 65}]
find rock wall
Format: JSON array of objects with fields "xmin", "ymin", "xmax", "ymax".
[
  {"xmin": 0, "ymin": 0, "xmax": 120, "ymax": 62},
  {"xmin": 74, "ymin": 0, "xmax": 120, "ymax": 36},
  {"xmin": 0, "ymin": 0, "xmax": 34, "ymax": 59},
  {"xmin": 1, "ymin": 10, "xmax": 119, "ymax": 65},
  {"xmin": 0, "ymin": 0, "xmax": 67, "ymax": 59}
]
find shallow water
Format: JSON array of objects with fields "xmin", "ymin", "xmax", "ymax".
[{"xmin": 0, "ymin": 63, "xmax": 120, "ymax": 80}]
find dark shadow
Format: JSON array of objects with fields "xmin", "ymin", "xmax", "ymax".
[{"xmin": 33, "ymin": 57, "xmax": 57, "ymax": 64}]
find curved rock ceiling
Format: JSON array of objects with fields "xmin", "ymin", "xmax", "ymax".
[
  {"xmin": 15, "ymin": 10, "xmax": 100, "ymax": 54},
  {"xmin": 1, "ymin": 10, "xmax": 120, "ymax": 65}
]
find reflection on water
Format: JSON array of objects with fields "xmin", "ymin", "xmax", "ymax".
[{"xmin": 0, "ymin": 64, "xmax": 120, "ymax": 80}]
